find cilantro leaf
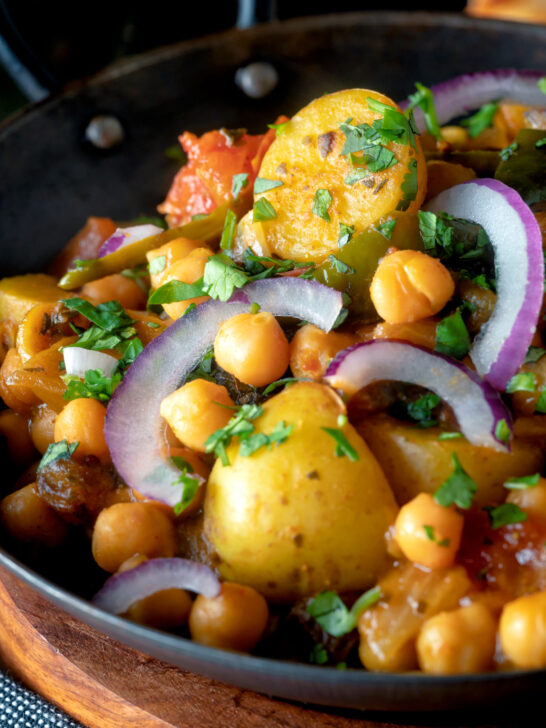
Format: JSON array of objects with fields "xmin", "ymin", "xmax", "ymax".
[
  {"xmin": 254, "ymin": 177, "xmax": 283, "ymax": 194},
  {"xmin": 220, "ymin": 209, "xmax": 237, "ymax": 250},
  {"xmin": 526, "ymin": 347, "xmax": 546, "ymax": 365},
  {"xmin": 504, "ymin": 473, "xmax": 540, "ymax": 490},
  {"xmin": 321, "ymin": 427, "xmax": 359, "ymax": 461},
  {"xmin": 407, "ymin": 392, "xmax": 441, "ymax": 428},
  {"xmin": 148, "ymin": 279, "xmax": 205, "ymax": 305},
  {"xmin": 38, "ymin": 440, "xmax": 79, "ymax": 472},
  {"xmin": 536, "ymin": 137, "xmax": 546, "ymax": 149},
  {"xmin": 485, "ymin": 503, "xmax": 527, "ymax": 530},
  {"xmin": 495, "ymin": 418, "xmax": 511, "ymax": 445},
  {"xmin": 506, "ymin": 372, "xmax": 537, "ymax": 394},
  {"xmin": 186, "ymin": 348, "xmax": 215, "ymax": 383},
  {"xmin": 117, "ymin": 337, "xmax": 144, "ymax": 368},
  {"xmin": 262, "ymin": 377, "xmax": 300, "ymax": 396},
  {"xmin": 438, "ymin": 432, "xmax": 463, "ymax": 441},
  {"xmin": 239, "ymin": 421, "xmax": 293, "ymax": 457},
  {"xmin": 434, "ymin": 453, "xmax": 477, "ymax": 509},
  {"xmin": 375, "ymin": 219, "xmax": 397, "ymax": 239},
  {"xmin": 538, "ymin": 77, "xmax": 546, "ymax": 94},
  {"xmin": 312, "ymin": 189, "xmax": 332, "ymax": 222},
  {"xmin": 327, "ymin": 255, "xmax": 354, "ymax": 275},
  {"xmin": 306, "ymin": 586, "xmax": 381, "ymax": 637},
  {"xmin": 231, "ymin": 172, "xmax": 249, "ymax": 200},
  {"xmin": 171, "ymin": 456, "xmax": 202, "ymax": 515},
  {"xmin": 267, "ymin": 120, "xmax": 290, "ymax": 136},
  {"xmin": 203, "ymin": 255, "xmax": 250, "ymax": 301},
  {"xmin": 63, "ymin": 298, "xmax": 133, "ymax": 331},
  {"xmin": 253, "ymin": 198, "xmax": 277, "ymax": 221},
  {"xmin": 338, "ymin": 222, "xmax": 355, "ymax": 248},
  {"xmin": 461, "ymin": 102, "xmax": 498, "ymax": 138},
  {"xmin": 63, "ymin": 368, "xmax": 121, "ymax": 403},
  {"xmin": 309, "ymin": 644, "xmax": 328, "ymax": 665},
  {"xmin": 204, "ymin": 403, "xmax": 264, "ymax": 466},
  {"xmin": 396, "ymin": 158, "xmax": 418, "ymax": 211},
  {"xmin": 499, "ymin": 142, "xmax": 518, "ymax": 161},
  {"xmin": 536, "ymin": 390, "xmax": 546, "ymax": 414},
  {"xmin": 423, "ymin": 525, "xmax": 450, "ymax": 547},
  {"xmin": 406, "ymin": 82, "xmax": 442, "ymax": 140},
  {"xmin": 435, "ymin": 310, "xmax": 471, "ymax": 360},
  {"xmin": 366, "ymin": 97, "xmax": 417, "ymax": 149},
  {"xmin": 344, "ymin": 168, "xmax": 370, "ymax": 185}
]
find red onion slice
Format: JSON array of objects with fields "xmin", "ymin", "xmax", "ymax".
[
  {"xmin": 324, "ymin": 340, "xmax": 512, "ymax": 452},
  {"xmin": 63, "ymin": 347, "xmax": 118, "ymax": 378},
  {"xmin": 400, "ymin": 69, "xmax": 545, "ymax": 133},
  {"xmin": 98, "ymin": 224, "xmax": 164, "ymax": 258},
  {"xmin": 105, "ymin": 278, "xmax": 343, "ymax": 506},
  {"xmin": 92, "ymin": 557, "xmax": 220, "ymax": 614},
  {"xmin": 426, "ymin": 179, "xmax": 543, "ymax": 391}
]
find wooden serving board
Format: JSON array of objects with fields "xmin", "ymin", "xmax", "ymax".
[{"xmin": 0, "ymin": 565, "xmax": 515, "ymax": 728}]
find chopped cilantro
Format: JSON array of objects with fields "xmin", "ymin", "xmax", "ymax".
[
  {"xmin": 164, "ymin": 145, "xmax": 187, "ymax": 164},
  {"xmin": 423, "ymin": 525, "xmax": 450, "ymax": 547},
  {"xmin": 239, "ymin": 420, "xmax": 294, "ymax": 457},
  {"xmin": 485, "ymin": 503, "xmax": 527, "ymax": 530},
  {"xmin": 338, "ymin": 222, "xmax": 355, "ymax": 248},
  {"xmin": 538, "ymin": 77, "xmax": 546, "ymax": 94},
  {"xmin": 524, "ymin": 347, "xmax": 546, "ymax": 364},
  {"xmin": 231, "ymin": 172, "xmax": 249, "ymax": 200},
  {"xmin": 267, "ymin": 120, "xmax": 290, "ymax": 136},
  {"xmin": 148, "ymin": 255, "xmax": 166, "ymax": 276},
  {"xmin": 312, "ymin": 189, "xmax": 332, "ymax": 222},
  {"xmin": 241, "ymin": 249, "xmax": 312, "ymax": 278},
  {"xmin": 344, "ymin": 168, "xmax": 370, "ymax": 185},
  {"xmin": 366, "ymin": 97, "xmax": 417, "ymax": 148},
  {"xmin": 407, "ymin": 392, "xmax": 441, "ymax": 428},
  {"xmin": 148, "ymin": 279, "xmax": 205, "ymax": 305},
  {"xmin": 253, "ymin": 198, "xmax": 277, "ymax": 222},
  {"xmin": 504, "ymin": 473, "xmax": 540, "ymax": 490},
  {"xmin": 306, "ymin": 586, "xmax": 381, "ymax": 637},
  {"xmin": 434, "ymin": 453, "xmax": 477, "ymax": 509},
  {"xmin": 263, "ymin": 377, "xmax": 300, "ymax": 396},
  {"xmin": 38, "ymin": 440, "xmax": 79, "ymax": 472},
  {"xmin": 309, "ymin": 644, "xmax": 328, "ymax": 665},
  {"xmin": 254, "ymin": 177, "xmax": 283, "ymax": 194},
  {"xmin": 327, "ymin": 255, "xmax": 354, "ymax": 275},
  {"xmin": 536, "ymin": 390, "xmax": 546, "ymax": 414},
  {"xmin": 171, "ymin": 456, "xmax": 202, "ymax": 515},
  {"xmin": 499, "ymin": 142, "xmax": 518, "ymax": 161},
  {"xmin": 506, "ymin": 372, "xmax": 537, "ymax": 394},
  {"xmin": 375, "ymin": 219, "xmax": 397, "ymax": 240},
  {"xmin": 321, "ymin": 427, "xmax": 359, "ymax": 461},
  {"xmin": 495, "ymin": 418, "xmax": 511, "ymax": 445},
  {"xmin": 536, "ymin": 137, "xmax": 546, "ymax": 149},
  {"xmin": 435, "ymin": 310, "xmax": 471, "ymax": 360},
  {"xmin": 186, "ymin": 348, "xmax": 215, "ymax": 383},
  {"xmin": 396, "ymin": 158, "xmax": 418, "ymax": 211},
  {"xmin": 438, "ymin": 432, "xmax": 463, "ymax": 441},
  {"xmin": 203, "ymin": 254, "xmax": 250, "ymax": 301},
  {"xmin": 204, "ymin": 403, "xmax": 264, "ymax": 466},
  {"xmin": 117, "ymin": 337, "xmax": 144, "ymax": 368},
  {"xmin": 406, "ymin": 82, "xmax": 442, "ymax": 139},
  {"xmin": 220, "ymin": 209, "xmax": 237, "ymax": 250},
  {"xmin": 460, "ymin": 102, "xmax": 498, "ymax": 138},
  {"xmin": 63, "ymin": 368, "xmax": 121, "ymax": 403}
]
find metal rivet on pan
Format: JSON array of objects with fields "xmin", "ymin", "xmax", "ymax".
[
  {"xmin": 84, "ymin": 115, "xmax": 125, "ymax": 149},
  {"xmin": 235, "ymin": 62, "xmax": 278, "ymax": 99}
]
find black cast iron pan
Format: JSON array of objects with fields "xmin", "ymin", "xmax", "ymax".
[{"xmin": 0, "ymin": 11, "xmax": 545, "ymax": 712}]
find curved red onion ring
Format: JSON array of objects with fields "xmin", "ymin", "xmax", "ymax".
[
  {"xmin": 399, "ymin": 69, "xmax": 545, "ymax": 133},
  {"xmin": 92, "ymin": 558, "xmax": 220, "ymax": 614},
  {"xmin": 98, "ymin": 223, "xmax": 164, "ymax": 258},
  {"xmin": 324, "ymin": 340, "xmax": 512, "ymax": 452},
  {"xmin": 105, "ymin": 278, "xmax": 343, "ymax": 506},
  {"xmin": 426, "ymin": 179, "xmax": 543, "ymax": 391}
]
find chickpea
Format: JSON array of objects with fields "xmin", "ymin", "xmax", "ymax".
[
  {"xmin": 0, "ymin": 409, "xmax": 36, "ymax": 465},
  {"xmin": 189, "ymin": 582, "xmax": 269, "ymax": 652},
  {"xmin": 160, "ymin": 379, "xmax": 234, "ymax": 453},
  {"xmin": 81, "ymin": 273, "xmax": 146, "ymax": 310},
  {"xmin": 30, "ymin": 404, "xmax": 57, "ymax": 454},
  {"xmin": 92, "ymin": 502, "xmax": 177, "ymax": 573},
  {"xmin": 289, "ymin": 324, "xmax": 359, "ymax": 380},
  {"xmin": 54, "ymin": 398, "xmax": 110, "ymax": 463},
  {"xmin": 506, "ymin": 477, "xmax": 546, "ymax": 522},
  {"xmin": 500, "ymin": 591, "xmax": 546, "ymax": 669},
  {"xmin": 440, "ymin": 125, "xmax": 469, "ymax": 149},
  {"xmin": 16, "ymin": 303, "xmax": 55, "ymax": 363},
  {"xmin": 161, "ymin": 247, "xmax": 212, "ymax": 319},
  {"xmin": 0, "ymin": 483, "xmax": 68, "ymax": 548},
  {"xmin": 118, "ymin": 555, "xmax": 192, "ymax": 629},
  {"xmin": 146, "ymin": 237, "xmax": 206, "ymax": 288},
  {"xmin": 214, "ymin": 312, "xmax": 289, "ymax": 387},
  {"xmin": 371, "ymin": 319, "xmax": 438, "ymax": 350},
  {"xmin": 370, "ymin": 250, "xmax": 455, "ymax": 324},
  {"xmin": 394, "ymin": 492, "xmax": 463, "ymax": 570},
  {"xmin": 0, "ymin": 348, "xmax": 39, "ymax": 413},
  {"xmin": 416, "ymin": 603, "xmax": 497, "ymax": 674}
]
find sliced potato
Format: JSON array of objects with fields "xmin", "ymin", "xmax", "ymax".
[
  {"xmin": 359, "ymin": 414, "xmax": 543, "ymax": 507},
  {"xmin": 0, "ymin": 274, "xmax": 66, "ymax": 325},
  {"xmin": 204, "ymin": 382, "xmax": 398, "ymax": 602},
  {"xmin": 253, "ymin": 89, "xmax": 427, "ymax": 262}
]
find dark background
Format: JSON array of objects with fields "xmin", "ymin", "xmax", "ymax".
[{"xmin": 0, "ymin": 0, "xmax": 466, "ymax": 119}]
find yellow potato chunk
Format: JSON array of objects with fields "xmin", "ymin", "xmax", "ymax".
[
  {"xmin": 254, "ymin": 89, "xmax": 427, "ymax": 262},
  {"xmin": 204, "ymin": 382, "xmax": 398, "ymax": 602},
  {"xmin": 0, "ymin": 274, "xmax": 66, "ymax": 325},
  {"xmin": 359, "ymin": 413, "xmax": 543, "ymax": 507}
]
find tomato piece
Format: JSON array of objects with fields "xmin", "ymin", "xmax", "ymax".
[{"xmin": 49, "ymin": 217, "xmax": 117, "ymax": 276}]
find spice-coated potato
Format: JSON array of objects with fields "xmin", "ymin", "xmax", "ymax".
[
  {"xmin": 204, "ymin": 382, "xmax": 398, "ymax": 602},
  {"xmin": 359, "ymin": 413, "xmax": 543, "ymax": 506},
  {"xmin": 254, "ymin": 89, "xmax": 426, "ymax": 262},
  {"xmin": 0, "ymin": 275, "xmax": 66, "ymax": 325}
]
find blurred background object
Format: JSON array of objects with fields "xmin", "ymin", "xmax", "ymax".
[
  {"xmin": 466, "ymin": 0, "xmax": 546, "ymax": 23},
  {"xmin": 0, "ymin": 0, "xmax": 471, "ymax": 120}
]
